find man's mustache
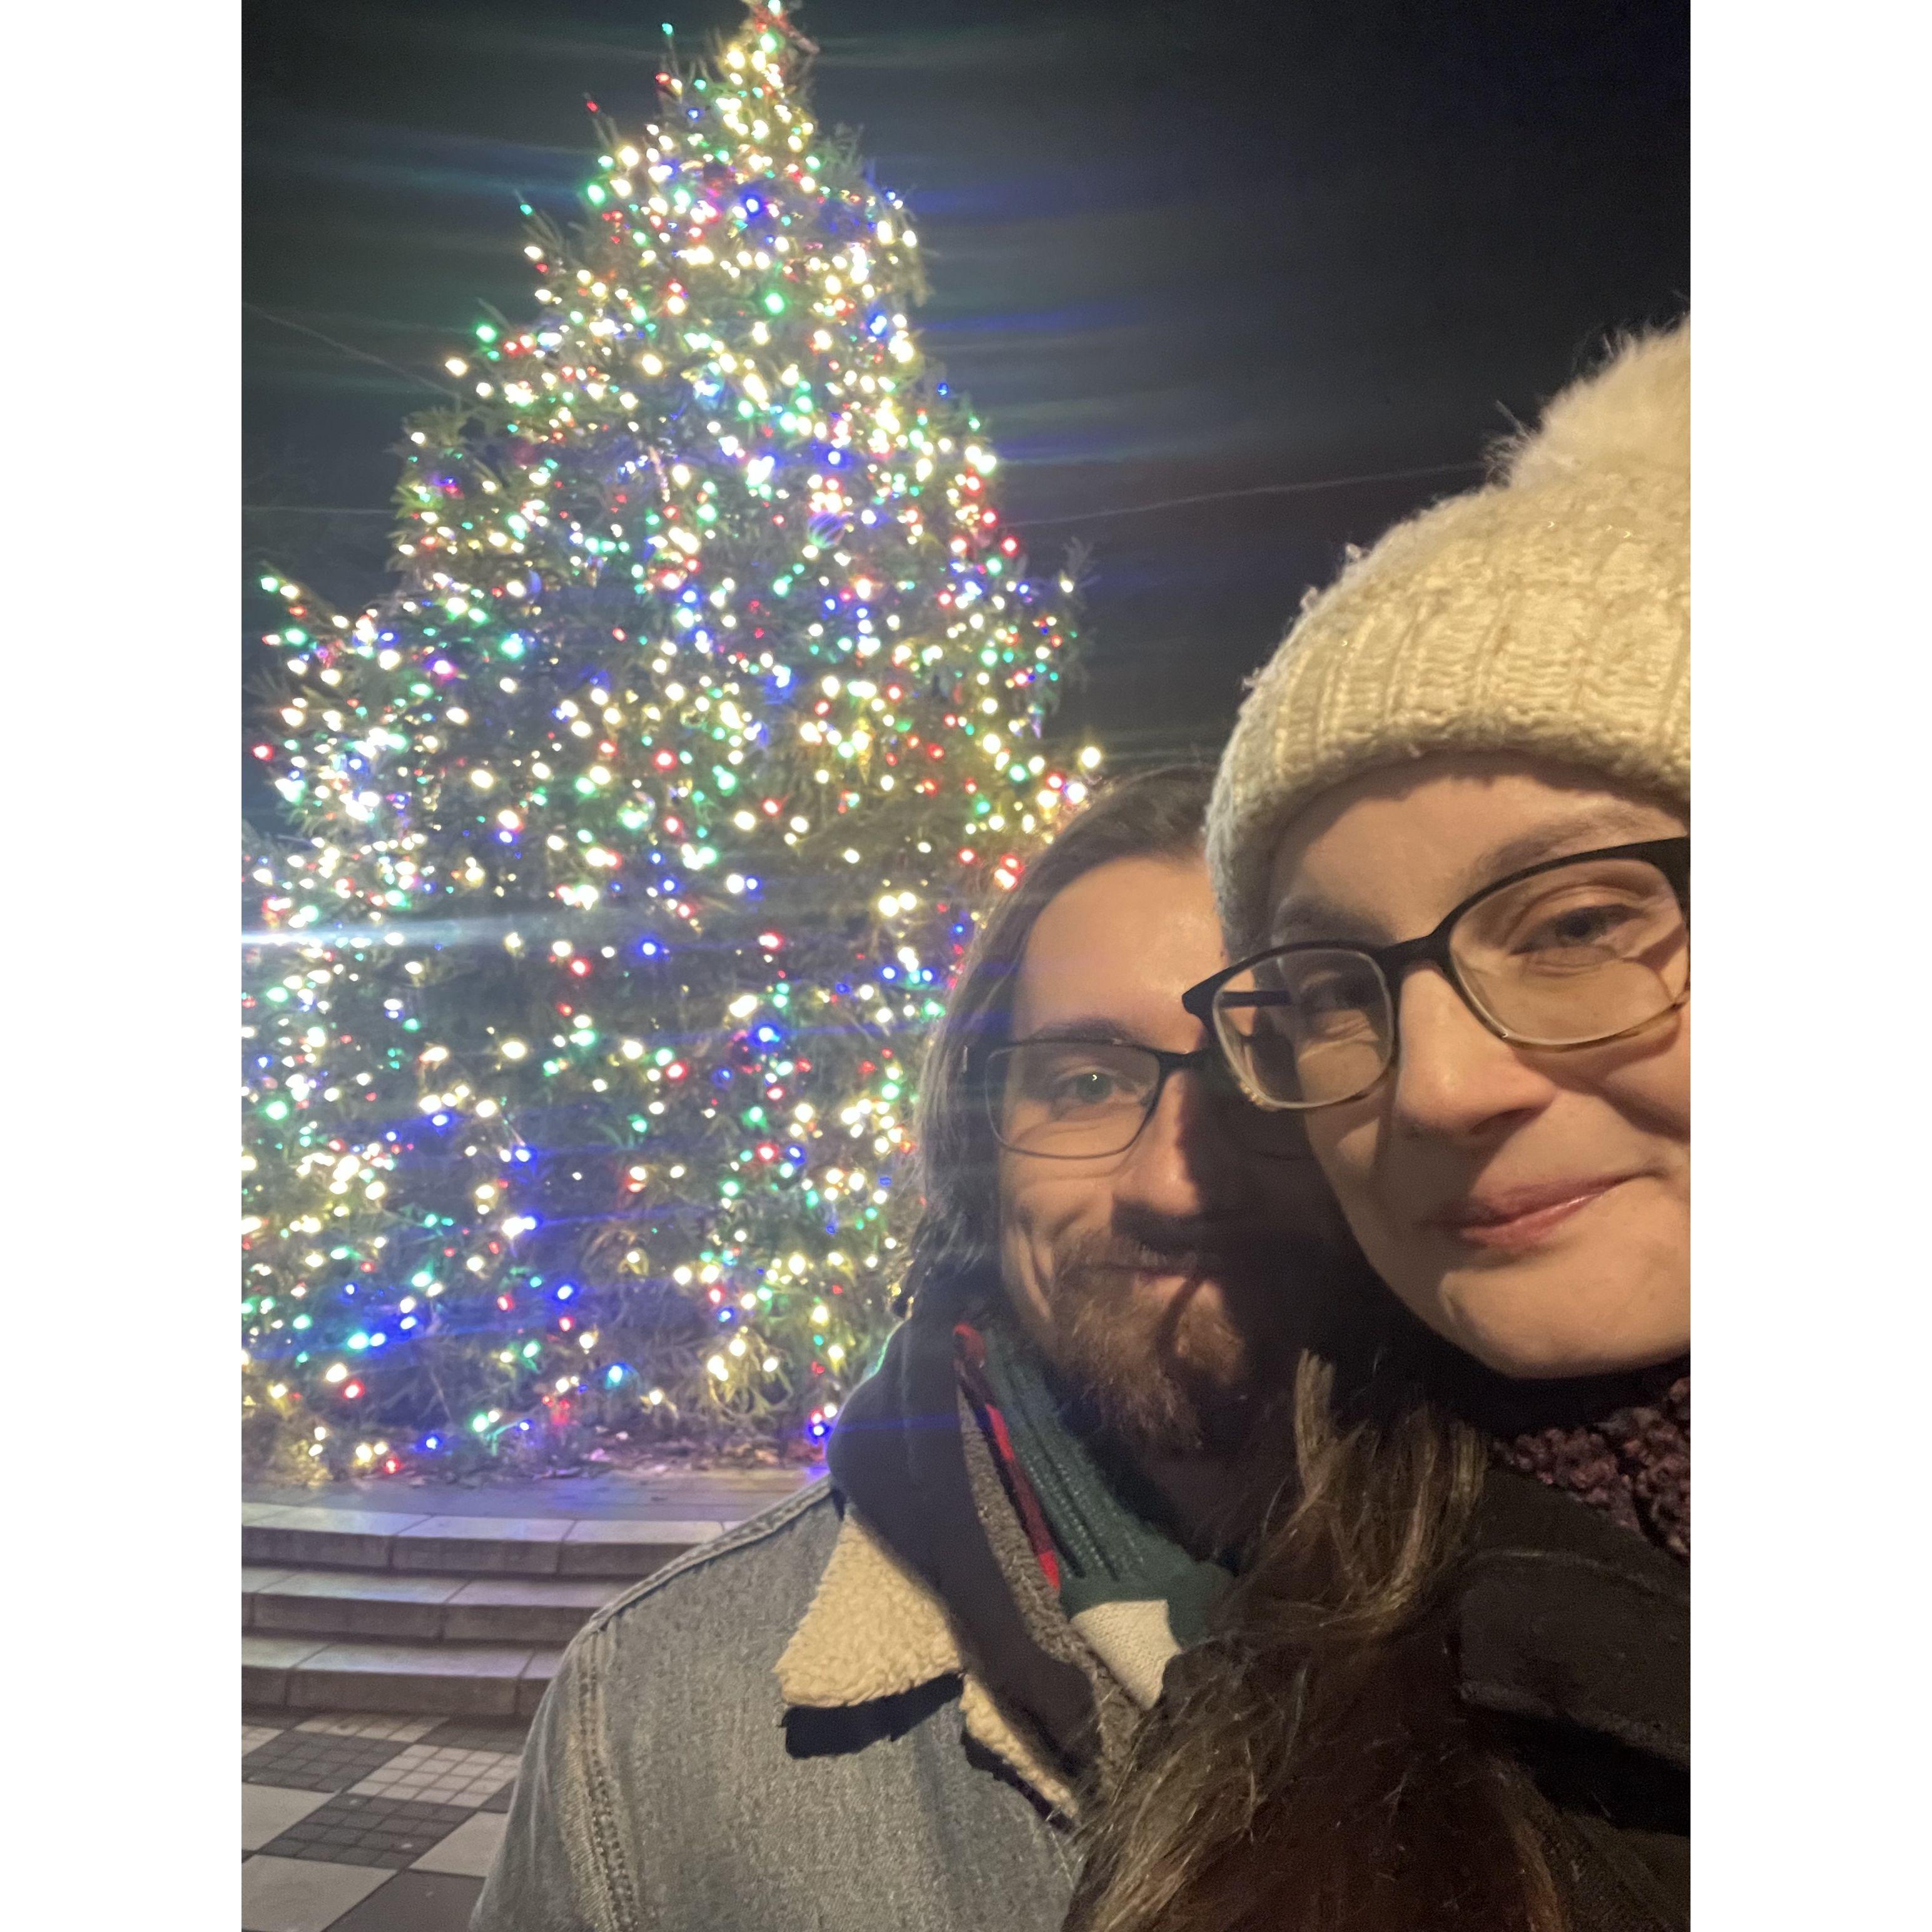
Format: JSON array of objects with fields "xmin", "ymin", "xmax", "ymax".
[{"xmin": 1057, "ymin": 1229, "xmax": 1274, "ymax": 1281}]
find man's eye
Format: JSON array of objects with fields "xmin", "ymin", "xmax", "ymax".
[{"xmin": 1049, "ymin": 1069, "xmax": 1120, "ymax": 1107}]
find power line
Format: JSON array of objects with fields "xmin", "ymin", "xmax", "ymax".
[
  {"xmin": 243, "ymin": 301, "xmax": 460, "ymax": 400},
  {"xmin": 244, "ymin": 300, "xmax": 1485, "ymax": 521},
  {"xmin": 243, "ymin": 459, "xmax": 1487, "ymax": 524},
  {"xmin": 1017, "ymin": 461, "xmax": 1484, "ymax": 527}
]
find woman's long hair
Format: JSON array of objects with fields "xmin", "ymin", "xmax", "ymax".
[{"xmin": 1062, "ymin": 1313, "xmax": 1569, "ymax": 1932}]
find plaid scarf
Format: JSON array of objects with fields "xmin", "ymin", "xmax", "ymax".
[{"xmin": 956, "ymin": 1321, "xmax": 1233, "ymax": 1709}]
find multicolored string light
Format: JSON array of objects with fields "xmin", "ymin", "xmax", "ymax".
[{"xmin": 242, "ymin": 0, "xmax": 1097, "ymax": 1477}]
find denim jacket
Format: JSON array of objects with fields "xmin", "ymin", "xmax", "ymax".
[{"xmin": 472, "ymin": 1477, "xmax": 1080, "ymax": 1932}]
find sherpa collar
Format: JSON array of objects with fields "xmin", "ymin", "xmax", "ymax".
[
  {"xmin": 820, "ymin": 1314, "xmax": 1100, "ymax": 1756},
  {"xmin": 774, "ymin": 1497, "xmax": 1079, "ymax": 1816},
  {"xmin": 774, "ymin": 1314, "xmax": 1109, "ymax": 1816}
]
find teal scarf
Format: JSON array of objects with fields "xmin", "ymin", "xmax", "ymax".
[{"xmin": 975, "ymin": 1323, "xmax": 1234, "ymax": 1708}]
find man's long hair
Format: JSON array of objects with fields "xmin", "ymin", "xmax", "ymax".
[
  {"xmin": 898, "ymin": 763, "xmax": 1218, "ymax": 1329},
  {"xmin": 897, "ymin": 775, "xmax": 1572, "ymax": 1932}
]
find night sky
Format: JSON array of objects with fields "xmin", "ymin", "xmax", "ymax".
[{"xmin": 243, "ymin": 0, "xmax": 1688, "ymax": 826}]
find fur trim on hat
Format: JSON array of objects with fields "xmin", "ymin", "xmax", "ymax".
[{"xmin": 1505, "ymin": 323, "xmax": 1690, "ymax": 491}]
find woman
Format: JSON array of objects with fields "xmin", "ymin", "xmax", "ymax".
[{"xmin": 1065, "ymin": 322, "xmax": 1690, "ymax": 1932}]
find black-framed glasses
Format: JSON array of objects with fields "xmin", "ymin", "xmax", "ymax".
[
  {"xmin": 1181, "ymin": 836, "xmax": 1690, "ymax": 1112},
  {"xmin": 982, "ymin": 1037, "xmax": 1313, "ymax": 1161}
]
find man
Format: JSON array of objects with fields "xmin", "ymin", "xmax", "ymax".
[{"xmin": 474, "ymin": 766, "xmax": 1368, "ymax": 1932}]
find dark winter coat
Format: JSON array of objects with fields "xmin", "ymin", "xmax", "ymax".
[{"xmin": 1458, "ymin": 1468, "xmax": 1689, "ymax": 1930}]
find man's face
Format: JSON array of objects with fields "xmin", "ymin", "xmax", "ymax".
[{"xmin": 995, "ymin": 850, "xmax": 1357, "ymax": 1458}]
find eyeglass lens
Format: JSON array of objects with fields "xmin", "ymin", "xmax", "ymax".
[
  {"xmin": 989, "ymin": 1040, "xmax": 1309, "ymax": 1158},
  {"xmin": 1213, "ymin": 852, "xmax": 1687, "ymax": 1109}
]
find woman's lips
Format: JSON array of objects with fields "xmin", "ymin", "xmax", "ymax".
[{"xmin": 1423, "ymin": 1176, "xmax": 1632, "ymax": 1251}]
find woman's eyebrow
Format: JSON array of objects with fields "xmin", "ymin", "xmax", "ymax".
[
  {"xmin": 1269, "ymin": 808, "xmax": 1671, "ymax": 946},
  {"xmin": 1269, "ymin": 894, "xmax": 1370, "ymax": 945},
  {"xmin": 1465, "ymin": 807, "xmax": 1664, "ymax": 888}
]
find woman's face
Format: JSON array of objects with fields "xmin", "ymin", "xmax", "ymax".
[{"xmin": 1266, "ymin": 754, "xmax": 1688, "ymax": 1380}]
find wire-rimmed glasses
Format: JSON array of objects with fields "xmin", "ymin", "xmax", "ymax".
[{"xmin": 1181, "ymin": 836, "xmax": 1689, "ymax": 1112}]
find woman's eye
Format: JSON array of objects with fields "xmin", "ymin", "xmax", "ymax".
[
  {"xmin": 1516, "ymin": 900, "xmax": 1637, "ymax": 953},
  {"xmin": 1292, "ymin": 977, "xmax": 1372, "ymax": 1028}
]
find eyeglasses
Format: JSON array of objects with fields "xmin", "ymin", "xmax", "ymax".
[
  {"xmin": 1181, "ymin": 836, "xmax": 1689, "ymax": 1112},
  {"xmin": 983, "ymin": 1037, "xmax": 1314, "ymax": 1161}
]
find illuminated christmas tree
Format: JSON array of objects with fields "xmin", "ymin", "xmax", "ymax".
[{"xmin": 242, "ymin": 0, "xmax": 1094, "ymax": 1478}]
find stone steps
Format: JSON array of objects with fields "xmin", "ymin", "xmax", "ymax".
[
  {"xmin": 241, "ymin": 1473, "xmax": 817, "ymax": 1716},
  {"xmin": 241, "ymin": 1496, "xmax": 753, "ymax": 1716}
]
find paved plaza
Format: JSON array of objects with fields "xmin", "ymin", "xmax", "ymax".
[{"xmin": 242, "ymin": 1707, "xmax": 524, "ymax": 1931}]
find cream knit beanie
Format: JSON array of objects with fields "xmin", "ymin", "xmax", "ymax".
[{"xmin": 1207, "ymin": 320, "xmax": 1689, "ymax": 951}]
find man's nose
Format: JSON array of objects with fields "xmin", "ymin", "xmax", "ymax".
[{"xmin": 1116, "ymin": 1065, "xmax": 1244, "ymax": 1217}]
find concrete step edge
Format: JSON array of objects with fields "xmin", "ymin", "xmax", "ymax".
[
  {"xmin": 243, "ymin": 1632, "xmax": 566, "ymax": 1719},
  {"xmin": 245, "ymin": 1567, "xmax": 630, "ymax": 1645},
  {"xmin": 242, "ymin": 1510, "xmax": 724, "ymax": 1578}
]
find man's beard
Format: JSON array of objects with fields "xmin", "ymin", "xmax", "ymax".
[{"xmin": 1031, "ymin": 1226, "xmax": 1323, "ymax": 1460}]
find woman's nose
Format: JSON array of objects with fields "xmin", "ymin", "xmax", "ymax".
[{"xmin": 1386, "ymin": 967, "xmax": 1557, "ymax": 1142}]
